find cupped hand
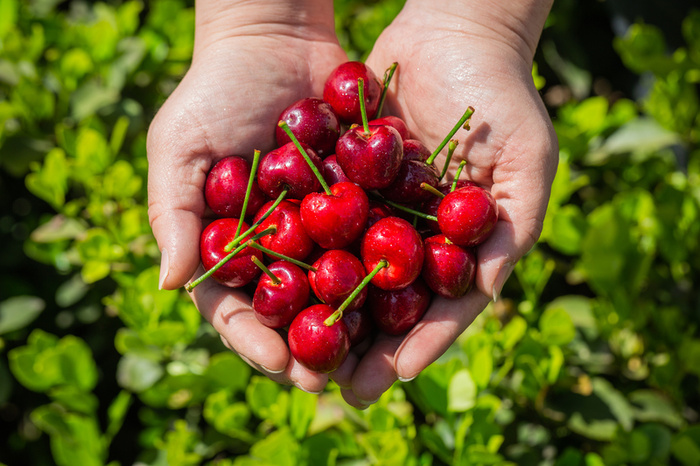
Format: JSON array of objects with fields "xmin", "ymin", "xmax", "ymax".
[
  {"xmin": 147, "ymin": 4, "xmax": 349, "ymax": 394},
  {"xmin": 332, "ymin": 1, "xmax": 559, "ymax": 408}
]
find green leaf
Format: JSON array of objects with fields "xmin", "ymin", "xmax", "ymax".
[
  {"xmin": 672, "ymin": 426, "xmax": 700, "ymax": 466},
  {"xmin": 630, "ymin": 390, "xmax": 684, "ymax": 429},
  {"xmin": 539, "ymin": 305, "xmax": 576, "ymax": 346},
  {"xmin": 246, "ymin": 428, "xmax": 300, "ymax": 466},
  {"xmin": 25, "ymin": 148, "xmax": 69, "ymax": 209},
  {"xmin": 289, "ymin": 388, "xmax": 317, "ymax": 440},
  {"xmin": 592, "ymin": 377, "xmax": 635, "ymax": 432},
  {"xmin": 116, "ymin": 352, "xmax": 164, "ymax": 392},
  {"xmin": 48, "ymin": 385, "xmax": 98, "ymax": 414},
  {"xmin": 547, "ymin": 204, "xmax": 587, "ymax": 255},
  {"xmin": 203, "ymin": 390, "xmax": 254, "ymax": 442},
  {"xmin": 105, "ymin": 390, "xmax": 132, "ymax": 442},
  {"xmin": 245, "ymin": 376, "xmax": 288, "ymax": 427},
  {"xmin": 0, "ymin": 295, "xmax": 45, "ymax": 335},
  {"xmin": 204, "ymin": 352, "xmax": 251, "ymax": 394},
  {"xmin": 74, "ymin": 126, "xmax": 113, "ymax": 178},
  {"xmin": 0, "ymin": 0, "xmax": 18, "ymax": 38},
  {"xmin": 447, "ymin": 369, "xmax": 477, "ymax": 412}
]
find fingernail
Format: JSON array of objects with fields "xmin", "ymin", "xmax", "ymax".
[
  {"xmin": 398, "ymin": 374, "xmax": 417, "ymax": 383},
  {"xmin": 357, "ymin": 396, "xmax": 380, "ymax": 406},
  {"xmin": 158, "ymin": 249, "xmax": 169, "ymax": 290},
  {"xmin": 260, "ymin": 364, "xmax": 286, "ymax": 374},
  {"xmin": 492, "ymin": 261, "xmax": 516, "ymax": 302},
  {"xmin": 294, "ymin": 383, "xmax": 324, "ymax": 395}
]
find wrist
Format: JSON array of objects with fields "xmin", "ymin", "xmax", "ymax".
[
  {"xmin": 400, "ymin": 0, "xmax": 552, "ymax": 60},
  {"xmin": 194, "ymin": 0, "xmax": 337, "ymax": 56}
]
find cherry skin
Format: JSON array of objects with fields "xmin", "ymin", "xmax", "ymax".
[
  {"xmin": 308, "ymin": 249, "xmax": 367, "ymax": 312},
  {"xmin": 422, "ymin": 234, "xmax": 477, "ymax": 299},
  {"xmin": 360, "ymin": 216, "xmax": 424, "ymax": 291},
  {"xmin": 257, "ymin": 142, "xmax": 324, "ymax": 200},
  {"xmin": 423, "ymin": 180, "xmax": 479, "ymax": 234},
  {"xmin": 437, "ymin": 185, "xmax": 498, "ymax": 247},
  {"xmin": 253, "ymin": 199, "xmax": 315, "ymax": 262},
  {"xmin": 402, "ymin": 139, "xmax": 431, "ymax": 162},
  {"xmin": 378, "ymin": 157, "xmax": 440, "ymax": 205},
  {"xmin": 341, "ymin": 306, "xmax": 373, "ymax": 347},
  {"xmin": 336, "ymin": 124, "xmax": 404, "ymax": 190},
  {"xmin": 323, "ymin": 61, "xmax": 383, "ymax": 125},
  {"xmin": 275, "ymin": 97, "xmax": 341, "ymax": 158},
  {"xmin": 204, "ymin": 156, "xmax": 266, "ymax": 219},
  {"xmin": 321, "ymin": 154, "xmax": 351, "ymax": 186},
  {"xmin": 199, "ymin": 218, "xmax": 262, "ymax": 288},
  {"xmin": 367, "ymin": 277, "xmax": 432, "ymax": 336},
  {"xmin": 252, "ymin": 261, "xmax": 310, "ymax": 329},
  {"xmin": 288, "ymin": 304, "xmax": 351, "ymax": 373},
  {"xmin": 300, "ymin": 181, "xmax": 369, "ymax": 250},
  {"xmin": 369, "ymin": 115, "xmax": 410, "ymax": 141}
]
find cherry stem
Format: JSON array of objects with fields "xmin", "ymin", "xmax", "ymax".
[
  {"xmin": 324, "ymin": 259, "xmax": 388, "ymax": 326},
  {"xmin": 277, "ymin": 120, "xmax": 332, "ymax": 195},
  {"xmin": 251, "ymin": 256, "xmax": 281, "ymax": 285},
  {"xmin": 235, "ymin": 149, "xmax": 262, "ymax": 239},
  {"xmin": 451, "ymin": 160, "xmax": 468, "ymax": 192},
  {"xmin": 358, "ymin": 78, "xmax": 370, "ymax": 136},
  {"xmin": 426, "ymin": 106, "xmax": 475, "ymax": 166},
  {"xmin": 246, "ymin": 242, "xmax": 317, "ymax": 271},
  {"xmin": 376, "ymin": 62, "xmax": 398, "ymax": 118},
  {"xmin": 224, "ymin": 189, "xmax": 288, "ymax": 253},
  {"xmin": 420, "ymin": 182, "xmax": 445, "ymax": 199},
  {"xmin": 185, "ymin": 227, "xmax": 277, "ymax": 292},
  {"xmin": 439, "ymin": 140, "xmax": 459, "ymax": 181},
  {"xmin": 381, "ymin": 198, "xmax": 438, "ymax": 222}
]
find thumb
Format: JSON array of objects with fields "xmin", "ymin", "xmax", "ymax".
[{"xmin": 147, "ymin": 113, "xmax": 211, "ymax": 290}]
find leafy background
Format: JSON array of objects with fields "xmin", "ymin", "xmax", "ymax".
[{"xmin": 1, "ymin": 0, "xmax": 699, "ymax": 464}]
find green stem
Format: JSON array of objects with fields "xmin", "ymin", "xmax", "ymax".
[
  {"xmin": 224, "ymin": 189, "xmax": 288, "ymax": 253},
  {"xmin": 247, "ymin": 242, "xmax": 317, "ymax": 271},
  {"xmin": 421, "ymin": 182, "xmax": 446, "ymax": 199},
  {"xmin": 251, "ymin": 256, "xmax": 281, "ymax": 285},
  {"xmin": 358, "ymin": 78, "xmax": 370, "ymax": 136},
  {"xmin": 185, "ymin": 227, "xmax": 277, "ymax": 292},
  {"xmin": 426, "ymin": 106, "xmax": 475, "ymax": 166},
  {"xmin": 439, "ymin": 140, "xmax": 459, "ymax": 181},
  {"xmin": 324, "ymin": 259, "xmax": 388, "ymax": 326},
  {"xmin": 277, "ymin": 121, "xmax": 332, "ymax": 195},
  {"xmin": 382, "ymin": 198, "xmax": 437, "ymax": 222},
  {"xmin": 376, "ymin": 62, "xmax": 398, "ymax": 118},
  {"xmin": 451, "ymin": 160, "xmax": 468, "ymax": 192},
  {"xmin": 235, "ymin": 149, "xmax": 261, "ymax": 239}
]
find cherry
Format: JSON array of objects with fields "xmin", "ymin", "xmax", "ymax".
[
  {"xmin": 336, "ymin": 124, "xmax": 404, "ymax": 190},
  {"xmin": 300, "ymin": 181, "xmax": 369, "ymax": 250},
  {"xmin": 275, "ymin": 97, "xmax": 340, "ymax": 158},
  {"xmin": 308, "ymin": 249, "xmax": 367, "ymax": 312},
  {"xmin": 422, "ymin": 234, "xmax": 477, "ymax": 299},
  {"xmin": 199, "ymin": 218, "xmax": 263, "ymax": 288},
  {"xmin": 437, "ymin": 185, "xmax": 498, "ymax": 247},
  {"xmin": 323, "ymin": 61, "xmax": 382, "ymax": 125},
  {"xmin": 360, "ymin": 216, "xmax": 424, "ymax": 291},
  {"xmin": 321, "ymin": 154, "xmax": 351, "ymax": 186},
  {"xmin": 204, "ymin": 156, "xmax": 266, "ymax": 219},
  {"xmin": 252, "ymin": 260, "xmax": 310, "ymax": 328},
  {"xmin": 378, "ymin": 156, "xmax": 440, "ymax": 205},
  {"xmin": 341, "ymin": 306, "xmax": 373, "ymax": 347},
  {"xmin": 402, "ymin": 139, "xmax": 431, "ymax": 162},
  {"xmin": 369, "ymin": 115, "xmax": 410, "ymax": 141},
  {"xmin": 253, "ymin": 199, "xmax": 314, "ymax": 262},
  {"xmin": 257, "ymin": 142, "xmax": 324, "ymax": 200},
  {"xmin": 367, "ymin": 277, "xmax": 431, "ymax": 336},
  {"xmin": 288, "ymin": 304, "xmax": 351, "ymax": 373},
  {"xmin": 423, "ymin": 180, "xmax": 478, "ymax": 234}
]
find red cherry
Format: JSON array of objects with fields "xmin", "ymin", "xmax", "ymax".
[
  {"xmin": 288, "ymin": 304, "xmax": 351, "ymax": 373},
  {"xmin": 204, "ymin": 156, "xmax": 266, "ymax": 219},
  {"xmin": 253, "ymin": 199, "xmax": 314, "ymax": 262},
  {"xmin": 369, "ymin": 115, "xmax": 410, "ymax": 141},
  {"xmin": 402, "ymin": 139, "xmax": 431, "ymax": 162},
  {"xmin": 336, "ymin": 124, "xmax": 404, "ymax": 190},
  {"xmin": 308, "ymin": 249, "xmax": 367, "ymax": 312},
  {"xmin": 275, "ymin": 97, "xmax": 341, "ymax": 157},
  {"xmin": 323, "ymin": 61, "xmax": 383, "ymax": 125},
  {"xmin": 437, "ymin": 185, "xmax": 498, "ymax": 247},
  {"xmin": 360, "ymin": 216, "xmax": 424, "ymax": 291},
  {"xmin": 257, "ymin": 142, "xmax": 324, "ymax": 200},
  {"xmin": 199, "ymin": 218, "xmax": 262, "ymax": 288},
  {"xmin": 342, "ymin": 306, "xmax": 373, "ymax": 347},
  {"xmin": 252, "ymin": 261, "xmax": 310, "ymax": 328},
  {"xmin": 300, "ymin": 181, "xmax": 369, "ymax": 250},
  {"xmin": 367, "ymin": 277, "xmax": 431, "ymax": 335},
  {"xmin": 378, "ymin": 157, "xmax": 440, "ymax": 205},
  {"xmin": 321, "ymin": 154, "xmax": 352, "ymax": 186},
  {"xmin": 422, "ymin": 234, "xmax": 477, "ymax": 299}
]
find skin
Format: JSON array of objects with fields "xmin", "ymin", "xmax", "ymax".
[{"xmin": 147, "ymin": 0, "xmax": 558, "ymax": 408}]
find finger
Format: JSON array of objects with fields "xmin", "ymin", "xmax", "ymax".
[
  {"xmin": 329, "ymin": 351, "xmax": 359, "ymax": 390},
  {"xmin": 393, "ymin": 291, "xmax": 490, "ymax": 381},
  {"xmin": 349, "ymin": 333, "xmax": 404, "ymax": 405}
]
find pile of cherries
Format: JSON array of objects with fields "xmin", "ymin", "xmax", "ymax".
[{"xmin": 188, "ymin": 61, "xmax": 498, "ymax": 374}]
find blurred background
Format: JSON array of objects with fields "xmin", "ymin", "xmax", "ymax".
[{"xmin": 1, "ymin": 0, "xmax": 699, "ymax": 464}]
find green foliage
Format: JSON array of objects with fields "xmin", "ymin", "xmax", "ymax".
[{"xmin": 1, "ymin": 1, "xmax": 699, "ymax": 465}]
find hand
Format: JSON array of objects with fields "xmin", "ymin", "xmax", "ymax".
[
  {"xmin": 331, "ymin": 0, "xmax": 559, "ymax": 408},
  {"xmin": 147, "ymin": 1, "xmax": 349, "ymax": 394}
]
